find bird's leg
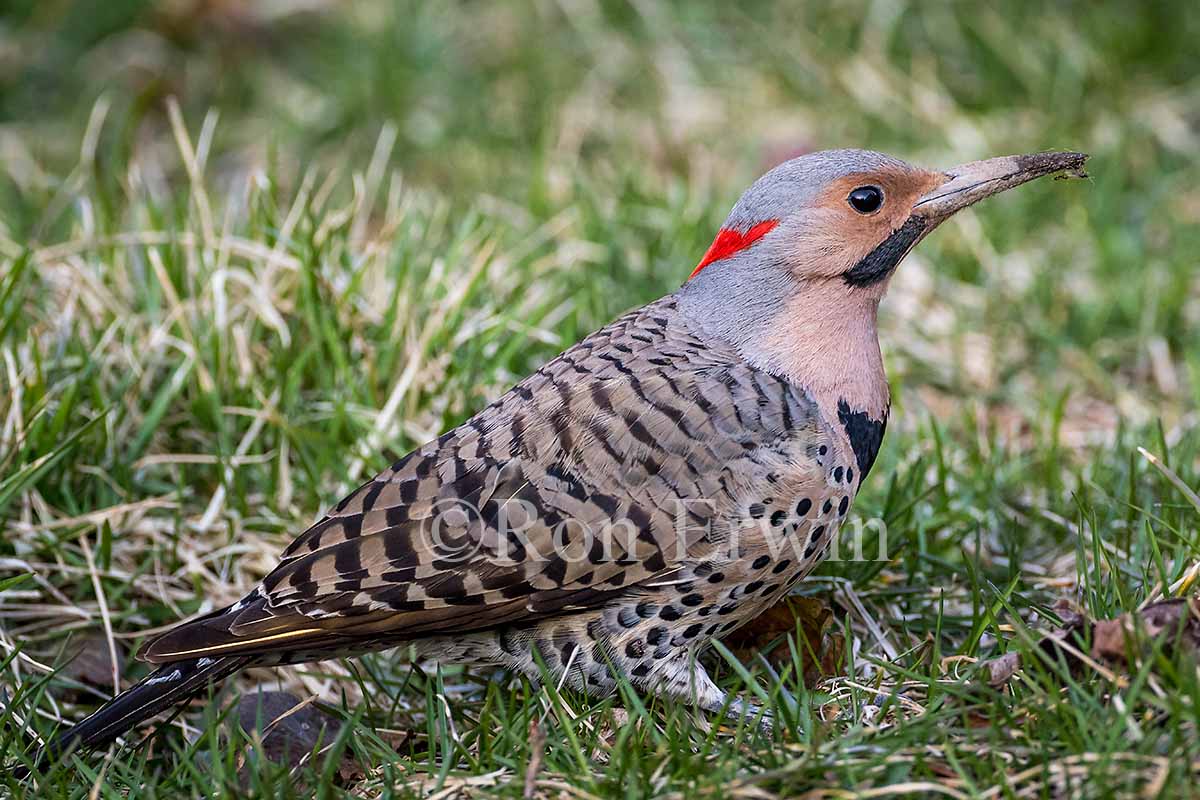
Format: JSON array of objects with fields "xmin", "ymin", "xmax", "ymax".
[{"xmin": 653, "ymin": 656, "xmax": 773, "ymax": 734}]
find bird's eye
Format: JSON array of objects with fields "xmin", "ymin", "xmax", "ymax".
[{"xmin": 847, "ymin": 186, "xmax": 884, "ymax": 214}]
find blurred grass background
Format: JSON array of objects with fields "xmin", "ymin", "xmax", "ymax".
[{"xmin": 1, "ymin": 1, "xmax": 1199, "ymax": 797}]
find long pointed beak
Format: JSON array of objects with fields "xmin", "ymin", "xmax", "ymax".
[{"xmin": 914, "ymin": 151, "xmax": 1089, "ymax": 220}]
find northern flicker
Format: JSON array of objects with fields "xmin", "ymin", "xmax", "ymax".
[{"xmin": 28, "ymin": 148, "xmax": 1086, "ymax": 769}]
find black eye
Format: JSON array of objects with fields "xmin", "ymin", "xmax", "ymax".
[{"xmin": 848, "ymin": 186, "xmax": 884, "ymax": 214}]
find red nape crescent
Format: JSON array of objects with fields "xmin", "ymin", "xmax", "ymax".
[{"xmin": 689, "ymin": 219, "xmax": 779, "ymax": 279}]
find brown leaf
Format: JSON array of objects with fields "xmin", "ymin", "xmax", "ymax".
[
  {"xmin": 235, "ymin": 690, "xmax": 356, "ymax": 785},
  {"xmin": 58, "ymin": 633, "xmax": 125, "ymax": 695},
  {"xmin": 1090, "ymin": 618, "xmax": 1131, "ymax": 662},
  {"xmin": 723, "ymin": 595, "xmax": 844, "ymax": 687},
  {"xmin": 982, "ymin": 651, "xmax": 1021, "ymax": 687},
  {"xmin": 1090, "ymin": 597, "xmax": 1200, "ymax": 664},
  {"xmin": 1051, "ymin": 598, "xmax": 1087, "ymax": 630},
  {"xmin": 1038, "ymin": 596, "xmax": 1200, "ymax": 675}
]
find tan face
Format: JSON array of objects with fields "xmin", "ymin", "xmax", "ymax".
[
  {"xmin": 677, "ymin": 148, "xmax": 1086, "ymax": 422},
  {"xmin": 780, "ymin": 164, "xmax": 946, "ymax": 282}
]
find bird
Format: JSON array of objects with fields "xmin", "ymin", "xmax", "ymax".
[{"xmin": 26, "ymin": 147, "xmax": 1087, "ymax": 771}]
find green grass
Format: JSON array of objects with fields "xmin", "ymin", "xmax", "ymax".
[{"xmin": 1, "ymin": 1, "xmax": 1199, "ymax": 797}]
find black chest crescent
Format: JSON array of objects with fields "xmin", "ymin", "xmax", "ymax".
[{"xmin": 837, "ymin": 399, "xmax": 887, "ymax": 481}]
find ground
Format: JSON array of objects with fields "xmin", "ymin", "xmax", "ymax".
[{"xmin": 1, "ymin": 1, "xmax": 1199, "ymax": 797}]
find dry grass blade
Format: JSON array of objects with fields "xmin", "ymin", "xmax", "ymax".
[
  {"xmin": 1137, "ymin": 446, "xmax": 1200, "ymax": 516},
  {"xmin": 523, "ymin": 718, "xmax": 546, "ymax": 800}
]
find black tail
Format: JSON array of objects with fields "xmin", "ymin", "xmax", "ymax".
[{"xmin": 24, "ymin": 656, "xmax": 248, "ymax": 774}]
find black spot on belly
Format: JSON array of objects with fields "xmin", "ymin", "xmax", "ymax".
[
  {"xmin": 838, "ymin": 399, "xmax": 887, "ymax": 481},
  {"xmin": 804, "ymin": 525, "xmax": 828, "ymax": 558}
]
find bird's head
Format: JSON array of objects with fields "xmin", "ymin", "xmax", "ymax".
[{"xmin": 679, "ymin": 148, "xmax": 1087, "ymax": 420}]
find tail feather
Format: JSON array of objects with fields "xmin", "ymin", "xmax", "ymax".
[{"xmin": 26, "ymin": 656, "xmax": 248, "ymax": 773}]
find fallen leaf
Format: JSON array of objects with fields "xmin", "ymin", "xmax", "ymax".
[
  {"xmin": 723, "ymin": 595, "xmax": 844, "ymax": 686},
  {"xmin": 986, "ymin": 596, "xmax": 1200, "ymax": 686},
  {"xmin": 234, "ymin": 690, "xmax": 355, "ymax": 785},
  {"xmin": 982, "ymin": 651, "xmax": 1021, "ymax": 687},
  {"xmin": 1090, "ymin": 618, "xmax": 1131, "ymax": 662},
  {"xmin": 1089, "ymin": 597, "xmax": 1200, "ymax": 664},
  {"xmin": 58, "ymin": 633, "xmax": 125, "ymax": 695}
]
